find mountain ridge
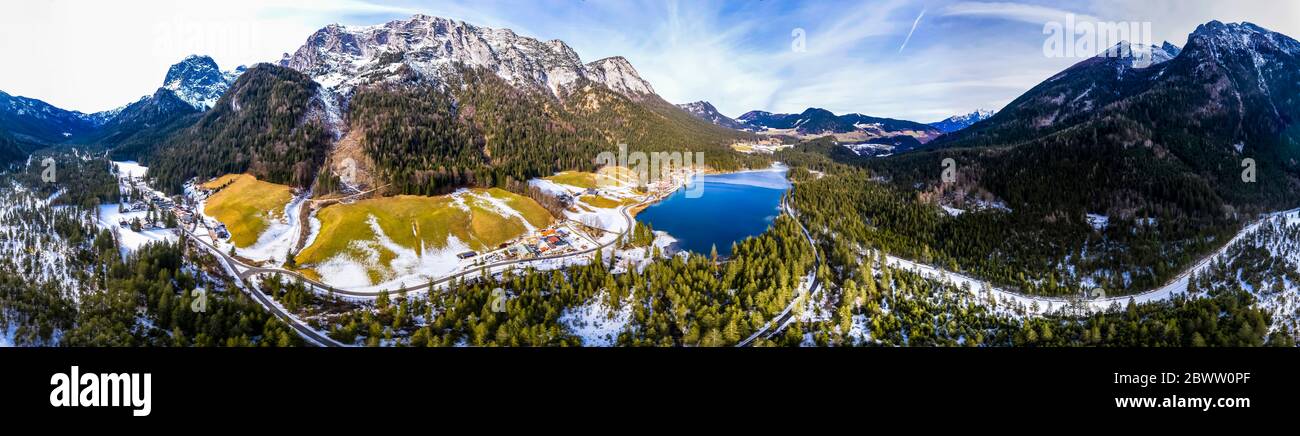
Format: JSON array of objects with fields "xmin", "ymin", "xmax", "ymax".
[{"xmin": 928, "ymin": 109, "xmax": 995, "ymax": 133}]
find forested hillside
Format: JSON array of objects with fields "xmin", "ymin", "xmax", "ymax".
[
  {"xmin": 146, "ymin": 64, "xmax": 332, "ymax": 193},
  {"xmin": 0, "ymin": 155, "xmax": 302, "ymax": 346},
  {"xmin": 343, "ymin": 65, "xmax": 763, "ymax": 196},
  {"xmin": 94, "ymin": 89, "xmax": 201, "ymax": 161}
]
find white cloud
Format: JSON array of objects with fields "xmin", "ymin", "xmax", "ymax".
[
  {"xmin": 0, "ymin": 0, "xmax": 412, "ymax": 112},
  {"xmin": 940, "ymin": 1, "xmax": 1099, "ymax": 25}
]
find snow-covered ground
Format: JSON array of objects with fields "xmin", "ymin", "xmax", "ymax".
[
  {"xmin": 92, "ymin": 161, "xmax": 178, "ymax": 257},
  {"xmin": 528, "ymin": 178, "xmax": 637, "ymax": 234},
  {"xmin": 315, "ymin": 221, "xmax": 472, "ymax": 292},
  {"xmin": 111, "ymin": 161, "xmax": 148, "ymax": 180},
  {"xmin": 94, "ymin": 204, "xmax": 177, "ymax": 257},
  {"xmin": 559, "ymin": 290, "xmax": 633, "ymax": 346},
  {"xmin": 1086, "ymin": 213, "xmax": 1109, "ymax": 231},
  {"xmin": 611, "ymin": 231, "xmax": 676, "ymax": 274},
  {"xmin": 874, "ymin": 208, "xmax": 1298, "ymax": 317}
]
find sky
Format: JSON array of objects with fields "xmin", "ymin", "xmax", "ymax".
[{"xmin": 2, "ymin": 0, "xmax": 1298, "ymax": 122}]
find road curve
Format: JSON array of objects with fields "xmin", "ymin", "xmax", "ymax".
[{"xmin": 180, "ymin": 229, "xmax": 345, "ymax": 347}]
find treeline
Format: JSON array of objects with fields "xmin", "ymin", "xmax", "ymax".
[
  {"xmin": 99, "ymin": 89, "xmax": 201, "ymax": 162},
  {"xmin": 13, "ymin": 153, "xmax": 120, "ymax": 209},
  {"xmin": 59, "ymin": 239, "xmax": 303, "ymax": 346}
]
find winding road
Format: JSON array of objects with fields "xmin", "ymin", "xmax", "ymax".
[
  {"xmin": 178, "ymin": 194, "xmax": 646, "ymax": 346},
  {"xmin": 736, "ymin": 190, "xmax": 821, "ymax": 347}
]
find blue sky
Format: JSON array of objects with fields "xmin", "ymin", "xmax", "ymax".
[{"xmin": 3, "ymin": 0, "xmax": 1298, "ymax": 121}]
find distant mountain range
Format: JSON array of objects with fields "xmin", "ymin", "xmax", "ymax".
[
  {"xmin": 928, "ymin": 109, "xmax": 995, "ymax": 133},
  {"xmin": 0, "ymin": 54, "xmax": 243, "ymax": 162},
  {"xmin": 735, "ymin": 108, "xmax": 942, "ymax": 149}
]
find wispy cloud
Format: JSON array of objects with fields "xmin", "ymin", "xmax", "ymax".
[
  {"xmin": 899, "ymin": 9, "xmax": 926, "ymax": 53},
  {"xmin": 940, "ymin": 1, "xmax": 1098, "ymax": 25}
]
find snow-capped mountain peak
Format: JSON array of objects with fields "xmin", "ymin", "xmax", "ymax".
[
  {"xmin": 677, "ymin": 100, "xmax": 747, "ymax": 130},
  {"xmin": 585, "ymin": 56, "xmax": 655, "ymax": 96},
  {"xmin": 928, "ymin": 109, "xmax": 995, "ymax": 133},
  {"xmin": 1098, "ymin": 41, "xmax": 1181, "ymax": 68},
  {"xmin": 281, "ymin": 14, "xmax": 657, "ymax": 101},
  {"xmin": 162, "ymin": 55, "xmax": 241, "ymax": 110}
]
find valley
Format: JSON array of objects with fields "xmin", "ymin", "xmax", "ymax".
[{"xmin": 1, "ymin": 9, "xmax": 1298, "ymax": 349}]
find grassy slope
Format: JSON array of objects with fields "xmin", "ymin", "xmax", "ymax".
[
  {"xmin": 295, "ymin": 188, "xmax": 552, "ymax": 284},
  {"xmin": 580, "ymin": 195, "xmax": 621, "ymax": 208},
  {"xmin": 545, "ymin": 171, "xmax": 598, "ymax": 189},
  {"xmin": 547, "ymin": 167, "xmax": 639, "ymax": 190},
  {"xmin": 202, "ymin": 174, "xmax": 294, "ymax": 248}
]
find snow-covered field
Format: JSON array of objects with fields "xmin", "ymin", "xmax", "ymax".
[
  {"xmin": 112, "ymin": 161, "xmax": 148, "ymax": 180},
  {"xmin": 559, "ymin": 290, "xmax": 633, "ymax": 346},
  {"xmin": 528, "ymin": 177, "xmax": 637, "ymax": 234},
  {"xmin": 94, "ymin": 204, "xmax": 177, "ymax": 257}
]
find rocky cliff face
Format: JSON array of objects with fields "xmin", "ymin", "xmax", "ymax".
[{"xmin": 280, "ymin": 14, "xmax": 657, "ymax": 101}]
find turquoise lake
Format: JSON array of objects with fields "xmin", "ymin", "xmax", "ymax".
[{"xmin": 635, "ymin": 165, "xmax": 790, "ymax": 257}]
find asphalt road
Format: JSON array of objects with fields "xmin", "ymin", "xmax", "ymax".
[
  {"xmin": 736, "ymin": 190, "xmax": 820, "ymax": 347},
  {"xmin": 179, "ymin": 227, "xmax": 344, "ymax": 347}
]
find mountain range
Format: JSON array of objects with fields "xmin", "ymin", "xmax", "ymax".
[
  {"xmin": 928, "ymin": 109, "xmax": 995, "ymax": 133},
  {"xmin": 163, "ymin": 55, "xmax": 244, "ymax": 111},
  {"xmin": 737, "ymin": 108, "xmax": 943, "ymax": 146},
  {"xmin": 279, "ymin": 14, "xmax": 655, "ymax": 105},
  {"xmin": 874, "ymin": 21, "xmax": 1300, "ymax": 224},
  {"xmin": 146, "ymin": 15, "xmax": 748, "ymax": 193}
]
